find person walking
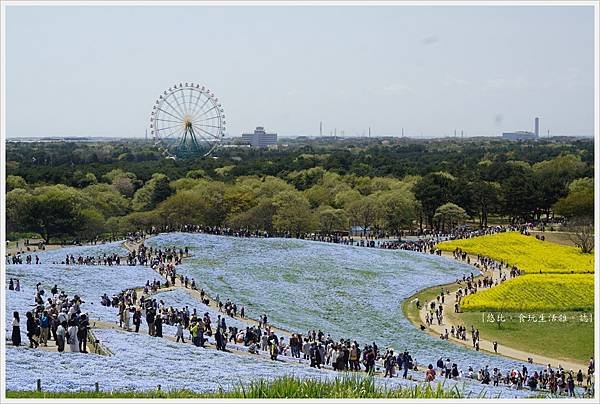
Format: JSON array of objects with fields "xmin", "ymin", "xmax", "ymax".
[
  {"xmin": 384, "ymin": 351, "xmax": 395, "ymax": 378},
  {"xmin": 175, "ymin": 321, "xmax": 185, "ymax": 343},
  {"xmin": 123, "ymin": 307, "xmax": 131, "ymax": 331},
  {"xmin": 567, "ymin": 371, "xmax": 576, "ymax": 397},
  {"xmin": 78, "ymin": 314, "xmax": 89, "ymax": 353},
  {"xmin": 67, "ymin": 321, "xmax": 79, "ymax": 352},
  {"xmin": 133, "ymin": 309, "xmax": 141, "ymax": 333},
  {"xmin": 39, "ymin": 311, "xmax": 50, "ymax": 347},
  {"xmin": 56, "ymin": 321, "xmax": 66, "ymax": 352},
  {"xmin": 25, "ymin": 312, "xmax": 39, "ymax": 348},
  {"xmin": 190, "ymin": 321, "xmax": 200, "ymax": 347},
  {"xmin": 11, "ymin": 312, "xmax": 21, "ymax": 347},
  {"xmin": 155, "ymin": 315, "xmax": 163, "ymax": 338},
  {"xmin": 146, "ymin": 308, "xmax": 155, "ymax": 336}
]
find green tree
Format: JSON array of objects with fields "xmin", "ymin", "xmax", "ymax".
[
  {"xmin": 433, "ymin": 203, "xmax": 467, "ymax": 232},
  {"xmin": 190, "ymin": 180, "xmax": 229, "ymax": 226},
  {"xmin": 378, "ymin": 190, "xmax": 416, "ymax": 239},
  {"xmin": 346, "ymin": 195, "xmax": 381, "ymax": 236},
  {"xmin": 157, "ymin": 191, "xmax": 206, "ymax": 226},
  {"xmin": 333, "ymin": 189, "xmax": 361, "ymax": 209},
  {"xmin": 286, "ymin": 167, "xmax": 326, "ymax": 190},
  {"xmin": 186, "ymin": 168, "xmax": 207, "ymax": 179},
  {"xmin": 501, "ymin": 173, "xmax": 540, "ymax": 223},
  {"xmin": 553, "ymin": 177, "xmax": 594, "ymax": 220},
  {"xmin": 272, "ymin": 191, "xmax": 314, "ymax": 234},
  {"xmin": 73, "ymin": 171, "xmax": 98, "ymax": 188},
  {"xmin": 226, "ymin": 199, "xmax": 276, "ymax": 231},
  {"xmin": 317, "ymin": 206, "xmax": 349, "ymax": 234},
  {"xmin": 470, "ymin": 180, "xmax": 500, "ymax": 228},
  {"xmin": 132, "ymin": 173, "xmax": 173, "ymax": 211},
  {"xmin": 20, "ymin": 185, "xmax": 99, "ymax": 242},
  {"xmin": 6, "ymin": 188, "xmax": 32, "ymax": 235},
  {"xmin": 6, "ymin": 175, "xmax": 27, "ymax": 192},
  {"xmin": 82, "ymin": 183, "xmax": 130, "ymax": 218},
  {"xmin": 77, "ymin": 208, "xmax": 106, "ymax": 240},
  {"xmin": 103, "ymin": 169, "xmax": 140, "ymax": 197},
  {"xmin": 413, "ymin": 172, "xmax": 455, "ymax": 228}
]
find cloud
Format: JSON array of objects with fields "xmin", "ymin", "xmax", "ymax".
[
  {"xmin": 442, "ymin": 76, "xmax": 471, "ymax": 87},
  {"xmin": 380, "ymin": 83, "xmax": 412, "ymax": 95},
  {"xmin": 483, "ymin": 77, "xmax": 527, "ymax": 91},
  {"xmin": 421, "ymin": 35, "xmax": 439, "ymax": 45}
]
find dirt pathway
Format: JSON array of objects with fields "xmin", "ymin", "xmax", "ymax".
[
  {"xmin": 123, "ymin": 237, "xmax": 294, "ymax": 338},
  {"xmin": 415, "ymin": 251, "xmax": 586, "ymax": 371}
]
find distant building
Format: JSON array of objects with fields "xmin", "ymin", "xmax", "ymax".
[
  {"xmin": 241, "ymin": 127, "xmax": 278, "ymax": 147},
  {"xmin": 502, "ymin": 117, "xmax": 540, "ymax": 141},
  {"xmin": 502, "ymin": 131, "xmax": 537, "ymax": 141}
]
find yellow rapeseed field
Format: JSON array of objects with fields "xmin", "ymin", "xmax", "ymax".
[
  {"xmin": 436, "ymin": 232, "xmax": 594, "ymax": 274},
  {"xmin": 460, "ymin": 274, "xmax": 594, "ymax": 312}
]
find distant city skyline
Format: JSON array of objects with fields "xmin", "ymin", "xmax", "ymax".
[{"xmin": 4, "ymin": 3, "xmax": 596, "ymax": 138}]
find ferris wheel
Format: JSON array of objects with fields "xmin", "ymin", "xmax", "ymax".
[{"xmin": 150, "ymin": 83, "xmax": 226, "ymax": 158}]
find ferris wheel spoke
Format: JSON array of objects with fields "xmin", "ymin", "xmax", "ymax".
[
  {"xmin": 194, "ymin": 105, "xmax": 219, "ymax": 121},
  {"xmin": 191, "ymin": 97, "xmax": 212, "ymax": 121},
  {"xmin": 157, "ymin": 123, "xmax": 184, "ymax": 132},
  {"xmin": 188, "ymin": 88, "xmax": 195, "ymax": 115},
  {"xmin": 162, "ymin": 98, "xmax": 185, "ymax": 120},
  {"xmin": 156, "ymin": 107, "xmax": 183, "ymax": 121},
  {"xmin": 180, "ymin": 89, "xmax": 187, "ymax": 115},
  {"xmin": 194, "ymin": 125, "xmax": 222, "ymax": 140},
  {"xmin": 188, "ymin": 91, "xmax": 205, "ymax": 117},
  {"xmin": 172, "ymin": 89, "xmax": 188, "ymax": 118},
  {"xmin": 193, "ymin": 122, "xmax": 223, "ymax": 129},
  {"xmin": 182, "ymin": 88, "xmax": 192, "ymax": 116},
  {"xmin": 154, "ymin": 118, "xmax": 181, "ymax": 124},
  {"xmin": 191, "ymin": 116, "xmax": 218, "ymax": 126},
  {"xmin": 163, "ymin": 126, "xmax": 184, "ymax": 140},
  {"xmin": 193, "ymin": 114, "xmax": 220, "ymax": 123}
]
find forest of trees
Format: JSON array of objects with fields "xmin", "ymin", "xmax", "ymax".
[{"xmin": 5, "ymin": 137, "xmax": 594, "ymax": 243}]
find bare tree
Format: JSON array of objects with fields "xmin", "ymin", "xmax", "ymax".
[{"xmin": 568, "ymin": 218, "xmax": 594, "ymax": 254}]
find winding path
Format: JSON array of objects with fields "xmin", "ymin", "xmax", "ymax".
[{"xmin": 413, "ymin": 251, "xmax": 586, "ymax": 371}]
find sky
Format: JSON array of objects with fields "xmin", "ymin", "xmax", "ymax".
[{"xmin": 4, "ymin": 3, "xmax": 596, "ymax": 138}]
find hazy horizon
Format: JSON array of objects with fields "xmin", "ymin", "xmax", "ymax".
[{"xmin": 5, "ymin": 4, "xmax": 596, "ymax": 138}]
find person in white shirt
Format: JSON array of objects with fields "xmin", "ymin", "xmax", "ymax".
[
  {"xmin": 56, "ymin": 321, "xmax": 66, "ymax": 352},
  {"xmin": 67, "ymin": 321, "xmax": 79, "ymax": 352}
]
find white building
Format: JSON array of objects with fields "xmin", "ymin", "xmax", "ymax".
[
  {"xmin": 241, "ymin": 127, "xmax": 278, "ymax": 147},
  {"xmin": 502, "ymin": 117, "xmax": 540, "ymax": 141},
  {"xmin": 502, "ymin": 131, "xmax": 537, "ymax": 141}
]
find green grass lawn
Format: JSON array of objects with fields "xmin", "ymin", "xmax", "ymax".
[
  {"xmin": 403, "ymin": 283, "xmax": 452, "ymax": 325},
  {"xmin": 6, "ymin": 375, "xmax": 474, "ymax": 399},
  {"xmin": 455, "ymin": 311, "xmax": 594, "ymax": 366},
  {"xmin": 403, "ymin": 284, "xmax": 594, "ymax": 366}
]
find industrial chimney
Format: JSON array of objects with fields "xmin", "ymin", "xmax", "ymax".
[{"xmin": 534, "ymin": 117, "xmax": 539, "ymax": 138}]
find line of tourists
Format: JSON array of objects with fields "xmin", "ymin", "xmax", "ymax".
[
  {"xmin": 426, "ymin": 358, "xmax": 595, "ymax": 396},
  {"xmin": 9, "ymin": 282, "xmax": 90, "ymax": 353}
]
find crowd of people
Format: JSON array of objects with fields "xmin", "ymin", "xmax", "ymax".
[
  {"xmin": 426, "ymin": 359, "xmax": 594, "ymax": 396},
  {"xmin": 6, "ymin": 223, "xmax": 595, "ymax": 398},
  {"xmin": 9, "ymin": 282, "xmax": 91, "ymax": 353}
]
